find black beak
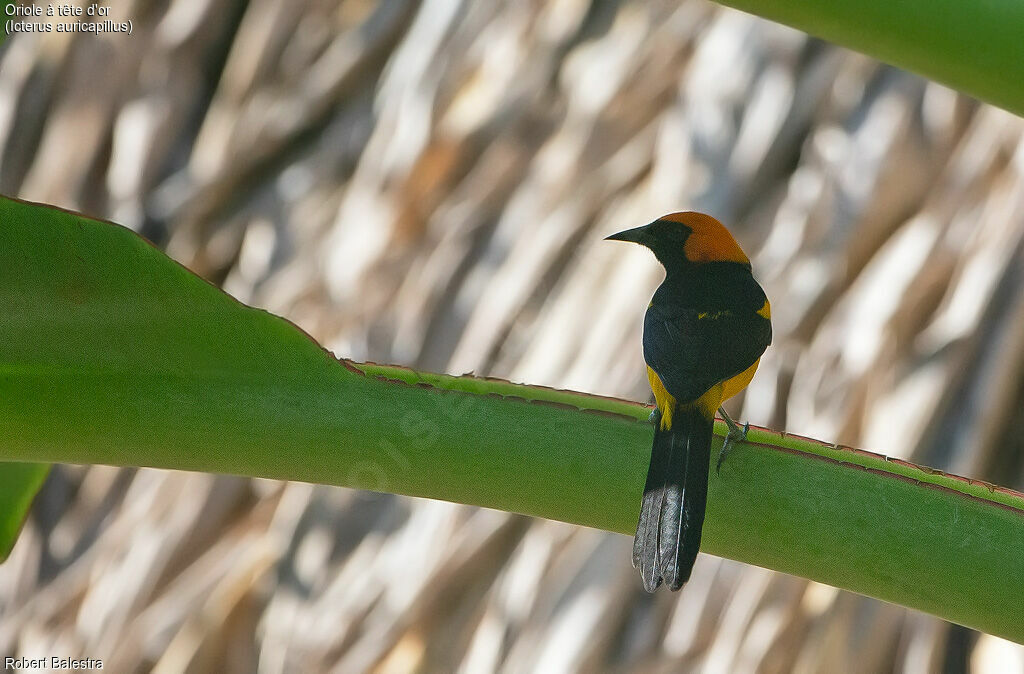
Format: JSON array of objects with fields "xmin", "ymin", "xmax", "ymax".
[{"xmin": 605, "ymin": 224, "xmax": 649, "ymax": 244}]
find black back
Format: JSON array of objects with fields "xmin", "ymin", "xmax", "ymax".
[{"xmin": 643, "ymin": 261, "xmax": 771, "ymax": 404}]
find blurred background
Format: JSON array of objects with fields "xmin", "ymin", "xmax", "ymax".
[{"xmin": 2, "ymin": 0, "xmax": 1024, "ymax": 671}]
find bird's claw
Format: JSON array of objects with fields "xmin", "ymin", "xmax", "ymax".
[{"xmin": 716, "ymin": 420, "xmax": 749, "ymax": 474}]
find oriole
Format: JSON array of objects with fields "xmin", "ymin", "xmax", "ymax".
[{"xmin": 607, "ymin": 212, "xmax": 771, "ymax": 592}]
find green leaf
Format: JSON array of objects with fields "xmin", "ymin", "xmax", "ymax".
[
  {"xmin": 1, "ymin": 1, "xmax": 11, "ymax": 45},
  {"xmin": 0, "ymin": 462, "xmax": 48, "ymax": 561},
  {"xmin": 716, "ymin": 0, "xmax": 1024, "ymax": 117},
  {"xmin": 1, "ymin": 195, "xmax": 1023, "ymax": 642}
]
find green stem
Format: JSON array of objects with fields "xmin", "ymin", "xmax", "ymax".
[{"xmin": 1, "ymin": 196, "xmax": 1023, "ymax": 642}]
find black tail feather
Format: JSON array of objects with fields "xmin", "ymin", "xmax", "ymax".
[
  {"xmin": 632, "ymin": 409, "xmax": 671, "ymax": 591},
  {"xmin": 632, "ymin": 405, "xmax": 713, "ymax": 592}
]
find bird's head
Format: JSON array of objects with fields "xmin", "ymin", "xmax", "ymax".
[{"xmin": 605, "ymin": 211, "xmax": 749, "ymax": 268}]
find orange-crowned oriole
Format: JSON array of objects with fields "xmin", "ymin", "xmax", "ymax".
[{"xmin": 607, "ymin": 212, "xmax": 771, "ymax": 591}]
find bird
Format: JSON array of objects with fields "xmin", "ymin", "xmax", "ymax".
[{"xmin": 606, "ymin": 212, "xmax": 771, "ymax": 592}]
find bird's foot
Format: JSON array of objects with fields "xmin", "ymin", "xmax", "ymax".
[{"xmin": 716, "ymin": 407, "xmax": 748, "ymax": 474}]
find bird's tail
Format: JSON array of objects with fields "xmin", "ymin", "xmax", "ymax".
[{"xmin": 632, "ymin": 404, "xmax": 713, "ymax": 591}]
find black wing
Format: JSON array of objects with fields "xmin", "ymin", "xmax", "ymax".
[{"xmin": 643, "ymin": 265, "xmax": 771, "ymax": 404}]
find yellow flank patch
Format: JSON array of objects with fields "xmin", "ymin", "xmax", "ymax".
[
  {"xmin": 647, "ymin": 366, "xmax": 675, "ymax": 430},
  {"xmin": 660, "ymin": 212, "xmax": 749, "ymax": 265},
  {"xmin": 757, "ymin": 298, "xmax": 771, "ymax": 319},
  {"xmin": 684, "ymin": 384, "xmax": 723, "ymax": 420},
  {"xmin": 721, "ymin": 358, "xmax": 760, "ymax": 403}
]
